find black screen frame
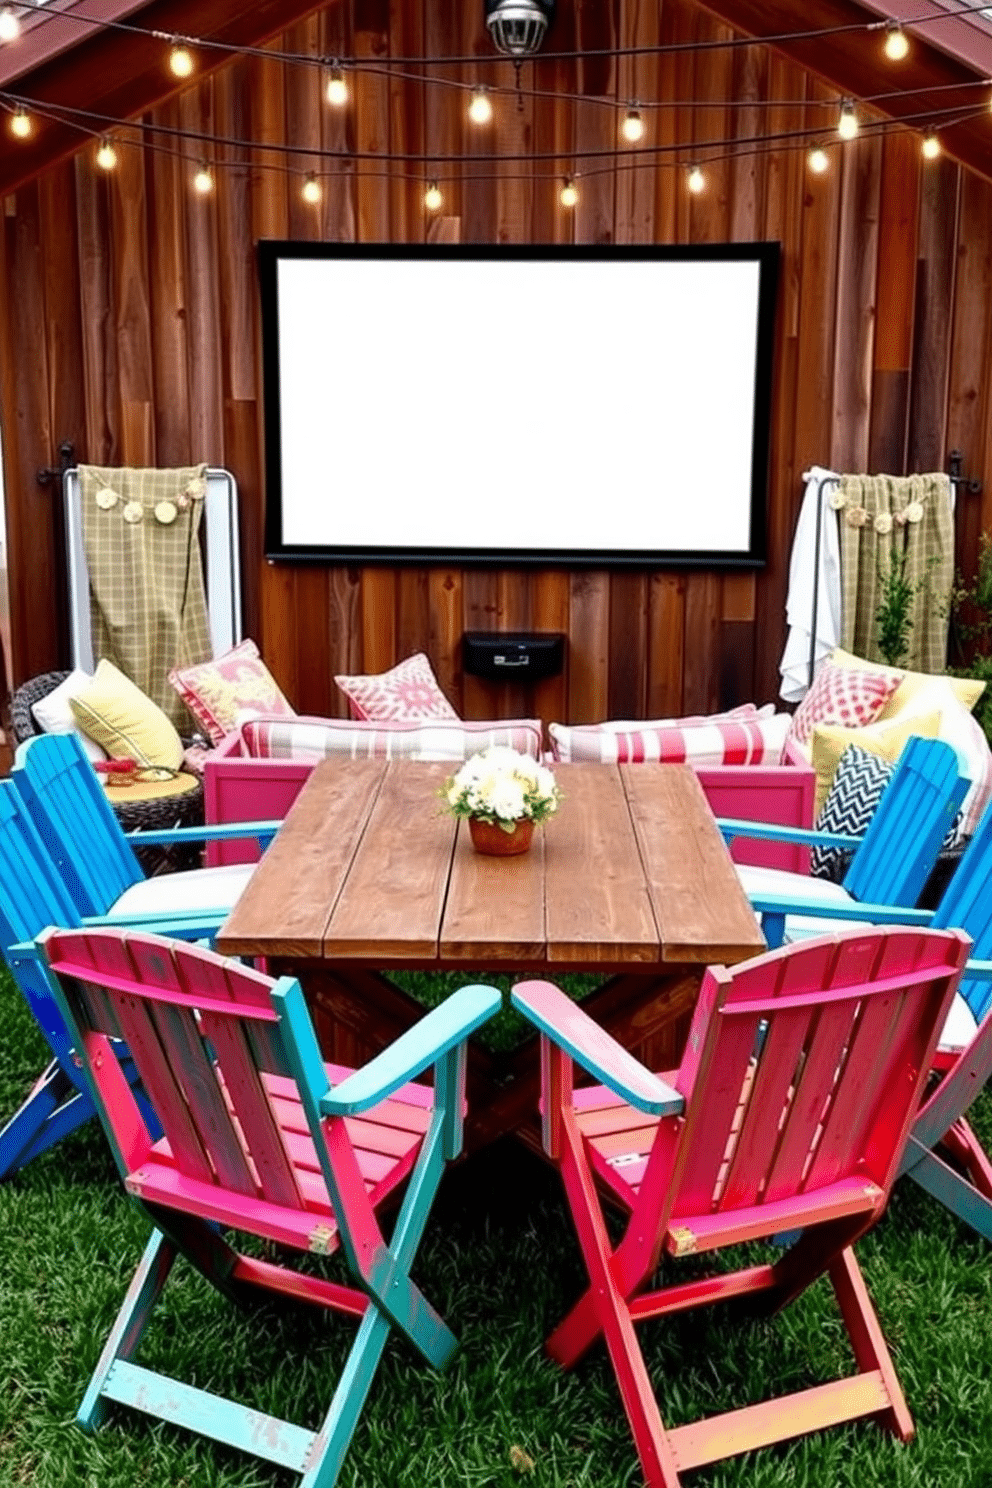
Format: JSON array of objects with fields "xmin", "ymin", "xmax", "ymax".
[{"xmin": 259, "ymin": 240, "xmax": 780, "ymax": 568}]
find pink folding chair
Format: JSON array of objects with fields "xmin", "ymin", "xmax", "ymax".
[{"xmin": 513, "ymin": 927, "xmax": 968, "ymax": 1486}]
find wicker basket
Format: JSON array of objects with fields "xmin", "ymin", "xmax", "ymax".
[{"xmin": 10, "ymin": 670, "xmax": 204, "ymax": 874}]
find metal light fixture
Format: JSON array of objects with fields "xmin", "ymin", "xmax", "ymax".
[{"xmin": 485, "ymin": 0, "xmax": 555, "ymax": 57}]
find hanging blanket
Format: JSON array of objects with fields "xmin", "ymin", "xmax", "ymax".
[
  {"xmin": 79, "ymin": 464, "xmax": 213, "ymax": 729},
  {"xmin": 837, "ymin": 472, "xmax": 954, "ymax": 674}
]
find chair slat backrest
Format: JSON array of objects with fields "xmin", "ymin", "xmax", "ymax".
[
  {"xmin": 932, "ymin": 801, "xmax": 992, "ymax": 1022},
  {"xmin": 14, "ymin": 734, "xmax": 143, "ymax": 916},
  {"xmin": 668, "ymin": 929, "xmax": 967, "ymax": 1223},
  {"xmin": 842, "ymin": 737, "xmax": 968, "ymax": 907},
  {"xmin": 0, "ymin": 780, "xmax": 84, "ymax": 1069},
  {"xmin": 41, "ymin": 928, "xmax": 305, "ymax": 1209}
]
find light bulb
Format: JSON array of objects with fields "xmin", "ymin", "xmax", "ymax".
[
  {"xmin": 326, "ymin": 66, "xmax": 348, "ymax": 107},
  {"xmin": 884, "ymin": 24, "xmax": 909, "ymax": 61},
  {"xmin": 921, "ymin": 133, "xmax": 941, "ymax": 160},
  {"xmin": 193, "ymin": 163, "xmax": 214, "ymax": 194},
  {"xmin": 808, "ymin": 146, "xmax": 829, "ymax": 174},
  {"xmin": 302, "ymin": 173, "xmax": 321, "ymax": 204},
  {"xmin": 559, "ymin": 176, "xmax": 578, "ymax": 208},
  {"xmin": 621, "ymin": 106, "xmax": 645, "ymax": 144},
  {"xmin": 424, "ymin": 180, "xmax": 443, "ymax": 211},
  {"xmin": 169, "ymin": 42, "xmax": 194, "ymax": 78},
  {"xmin": 837, "ymin": 101, "xmax": 858, "ymax": 140},
  {"xmin": 0, "ymin": 7, "xmax": 20, "ymax": 42},
  {"xmin": 687, "ymin": 165, "xmax": 705, "ymax": 194},
  {"xmin": 468, "ymin": 87, "xmax": 493, "ymax": 125},
  {"xmin": 9, "ymin": 108, "xmax": 31, "ymax": 139},
  {"xmin": 96, "ymin": 138, "xmax": 118, "ymax": 171}
]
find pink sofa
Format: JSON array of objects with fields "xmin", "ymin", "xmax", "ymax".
[{"xmin": 204, "ymin": 717, "xmax": 814, "ymax": 872}]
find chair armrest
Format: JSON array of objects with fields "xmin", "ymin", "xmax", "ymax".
[
  {"xmin": 84, "ymin": 911, "xmax": 223, "ymax": 940},
  {"xmin": 125, "ymin": 819, "xmax": 282, "ymax": 847},
  {"xmin": 963, "ymin": 958, "xmax": 992, "ymax": 982},
  {"xmin": 717, "ymin": 817, "xmax": 860, "ymax": 851},
  {"xmin": 319, "ymin": 984, "xmax": 502, "ymax": 1116},
  {"xmin": 511, "ymin": 980, "xmax": 683, "ymax": 1116},
  {"xmin": 749, "ymin": 892, "xmax": 934, "ymax": 927}
]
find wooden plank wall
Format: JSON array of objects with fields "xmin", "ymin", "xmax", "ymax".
[{"xmin": 2, "ymin": 0, "xmax": 992, "ymax": 722}]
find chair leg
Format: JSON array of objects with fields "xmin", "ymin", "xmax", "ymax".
[
  {"xmin": 0, "ymin": 1060, "xmax": 94, "ymax": 1179},
  {"xmin": 903, "ymin": 1135, "xmax": 992, "ymax": 1244},
  {"xmin": 78, "ymin": 1228, "xmax": 177, "ymax": 1430},
  {"xmin": 828, "ymin": 1247, "xmax": 914, "ymax": 1441},
  {"xmin": 300, "ymin": 1305, "xmax": 394, "ymax": 1488}
]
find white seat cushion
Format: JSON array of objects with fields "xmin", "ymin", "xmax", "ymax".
[
  {"xmin": 111, "ymin": 863, "xmax": 255, "ymax": 918},
  {"xmin": 736, "ymin": 863, "xmax": 872, "ymax": 943},
  {"xmin": 938, "ymin": 991, "xmax": 978, "ymax": 1056}
]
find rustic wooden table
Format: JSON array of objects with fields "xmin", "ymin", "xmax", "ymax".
[{"xmin": 216, "ymin": 758, "xmax": 765, "ymax": 1150}]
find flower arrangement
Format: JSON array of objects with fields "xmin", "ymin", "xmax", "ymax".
[{"xmin": 444, "ymin": 746, "xmax": 561, "ymax": 833}]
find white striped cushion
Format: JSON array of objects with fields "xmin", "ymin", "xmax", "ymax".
[
  {"xmin": 239, "ymin": 716, "xmax": 543, "ymax": 763},
  {"xmin": 548, "ymin": 714, "xmax": 791, "ymax": 766}
]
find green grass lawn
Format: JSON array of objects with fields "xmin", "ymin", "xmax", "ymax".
[{"xmin": 2, "ymin": 963, "xmax": 991, "ymax": 1488}]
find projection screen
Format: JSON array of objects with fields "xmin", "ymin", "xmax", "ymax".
[{"xmin": 259, "ymin": 242, "xmax": 779, "ymax": 567}]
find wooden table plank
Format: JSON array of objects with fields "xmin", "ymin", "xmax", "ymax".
[
  {"xmin": 217, "ymin": 758, "xmax": 388, "ymax": 958},
  {"xmin": 440, "ymin": 819, "xmax": 547, "ymax": 963},
  {"xmin": 545, "ymin": 764, "xmax": 660, "ymax": 965},
  {"xmin": 620, "ymin": 765, "xmax": 765, "ymax": 965},
  {"xmin": 323, "ymin": 761, "xmax": 458, "ymax": 960}
]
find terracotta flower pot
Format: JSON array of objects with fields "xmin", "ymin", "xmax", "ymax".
[{"xmin": 468, "ymin": 816, "xmax": 535, "ymax": 857}]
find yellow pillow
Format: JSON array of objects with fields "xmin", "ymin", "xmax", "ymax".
[
  {"xmin": 69, "ymin": 659, "xmax": 184, "ymax": 771},
  {"xmin": 830, "ymin": 646, "xmax": 985, "ymax": 719},
  {"xmin": 809, "ymin": 711, "xmax": 941, "ymax": 816}
]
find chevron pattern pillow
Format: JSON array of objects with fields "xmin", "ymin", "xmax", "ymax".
[{"xmin": 811, "ymin": 743, "xmax": 964, "ymax": 882}]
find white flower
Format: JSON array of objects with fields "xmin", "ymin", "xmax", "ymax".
[
  {"xmin": 443, "ymin": 745, "xmax": 561, "ymax": 827},
  {"xmin": 874, "ymin": 511, "xmax": 893, "ymax": 535},
  {"xmin": 95, "ymin": 486, "xmax": 118, "ymax": 510},
  {"xmin": 828, "ymin": 489, "xmax": 847, "ymax": 510},
  {"xmin": 485, "ymin": 778, "xmax": 527, "ymax": 821},
  {"xmin": 535, "ymin": 764, "xmax": 557, "ymax": 800},
  {"xmin": 122, "ymin": 500, "xmax": 143, "ymax": 524},
  {"xmin": 905, "ymin": 501, "xmax": 924, "ymax": 523}
]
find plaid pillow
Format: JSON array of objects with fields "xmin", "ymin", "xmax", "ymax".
[
  {"xmin": 334, "ymin": 653, "xmax": 459, "ymax": 722},
  {"xmin": 811, "ymin": 743, "xmax": 964, "ymax": 882},
  {"xmin": 786, "ymin": 660, "xmax": 900, "ymax": 751},
  {"xmin": 548, "ymin": 714, "xmax": 790, "ymax": 766},
  {"xmin": 240, "ymin": 716, "xmax": 542, "ymax": 762}
]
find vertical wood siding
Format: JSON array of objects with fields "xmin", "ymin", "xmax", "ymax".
[{"xmin": 2, "ymin": 0, "xmax": 991, "ymax": 716}]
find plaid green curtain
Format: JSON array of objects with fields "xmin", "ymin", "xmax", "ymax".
[
  {"xmin": 838, "ymin": 472, "xmax": 954, "ymax": 672},
  {"xmin": 79, "ymin": 464, "xmax": 213, "ymax": 728}
]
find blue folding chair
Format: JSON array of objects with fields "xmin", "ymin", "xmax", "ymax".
[
  {"xmin": 0, "ymin": 780, "xmax": 220, "ymax": 1178},
  {"xmin": 12, "ymin": 733, "xmax": 281, "ymax": 924},
  {"xmin": 718, "ymin": 736, "xmax": 969, "ymax": 948}
]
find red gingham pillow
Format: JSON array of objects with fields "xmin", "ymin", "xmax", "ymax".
[
  {"xmin": 549, "ymin": 714, "xmax": 790, "ymax": 765},
  {"xmin": 240, "ymin": 716, "xmax": 541, "ymax": 762},
  {"xmin": 334, "ymin": 653, "xmax": 459, "ymax": 722},
  {"xmin": 786, "ymin": 661, "xmax": 901, "ymax": 751}
]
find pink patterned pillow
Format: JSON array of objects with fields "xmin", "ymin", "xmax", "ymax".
[
  {"xmin": 169, "ymin": 639, "xmax": 296, "ymax": 745},
  {"xmin": 335, "ymin": 653, "xmax": 459, "ymax": 722},
  {"xmin": 786, "ymin": 661, "xmax": 900, "ymax": 751}
]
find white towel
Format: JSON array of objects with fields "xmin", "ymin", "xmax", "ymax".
[{"xmin": 779, "ymin": 467, "xmax": 842, "ymax": 703}]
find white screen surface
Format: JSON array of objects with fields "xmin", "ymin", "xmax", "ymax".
[{"xmin": 263, "ymin": 248, "xmax": 776, "ymax": 563}]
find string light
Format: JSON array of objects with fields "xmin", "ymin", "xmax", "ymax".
[
  {"xmin": 559, "ymin": 176, "xmax": 578, "ymax": 207},
  {"xmin": 325, "ymin": 65, "xmax": 348, "ymax": 107},
  {"xmin": 883, "ymin": 23, "xmax": 910, "ymax": 61},
  {"xmin": 95, "ymin": 137, "xmax": 118, "ymax": 170},
  {"xmin": 193, "ymin": 161, "xmax": 214, "ymax": 193},
  {"xmin": 9, "ymin": 107, "xmax": 31, "ymax": 138},
  {"xmin": 921, "ymin": 132, "xmax": 941, "ymax": 159},
  {"xmin": 837, "ymin": 99, "xmax": 859, "ymax": 139},
  {"xmin": 687, "ymin": 164, "xmax": 705, "ymax": 194},
  {"xmin": 808, "ymin": 145, "xmax": 829, "ymax": 173},
  {"xmin": 302, "ymin": 172, "xmax": 321, "ymax": 204},
  {"xmin": 424, "ymin": 180, "xmax": 443, "ymax": 211},
  {"xmin": 0, "ymin": 7, "xmax": 20, "ymax": 43},
  {"xmin": 467, "ymin": 87, "xmax": 493, "ymax": 125},
  {"xmin": 620, "ymin": 105, "xmax": 645, "ymax": 143},
  {"xmin": 169, "ymin": 41, "xmax": 194, "ymax": 78}
]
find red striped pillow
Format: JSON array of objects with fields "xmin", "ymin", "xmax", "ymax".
[
  {"xmin": 549, "ymin": 714, "xmax": 790, "ymax": 766},
  {"xmin": 240, "ymin": 716, "xmax": 543, "ymax": 763}
]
